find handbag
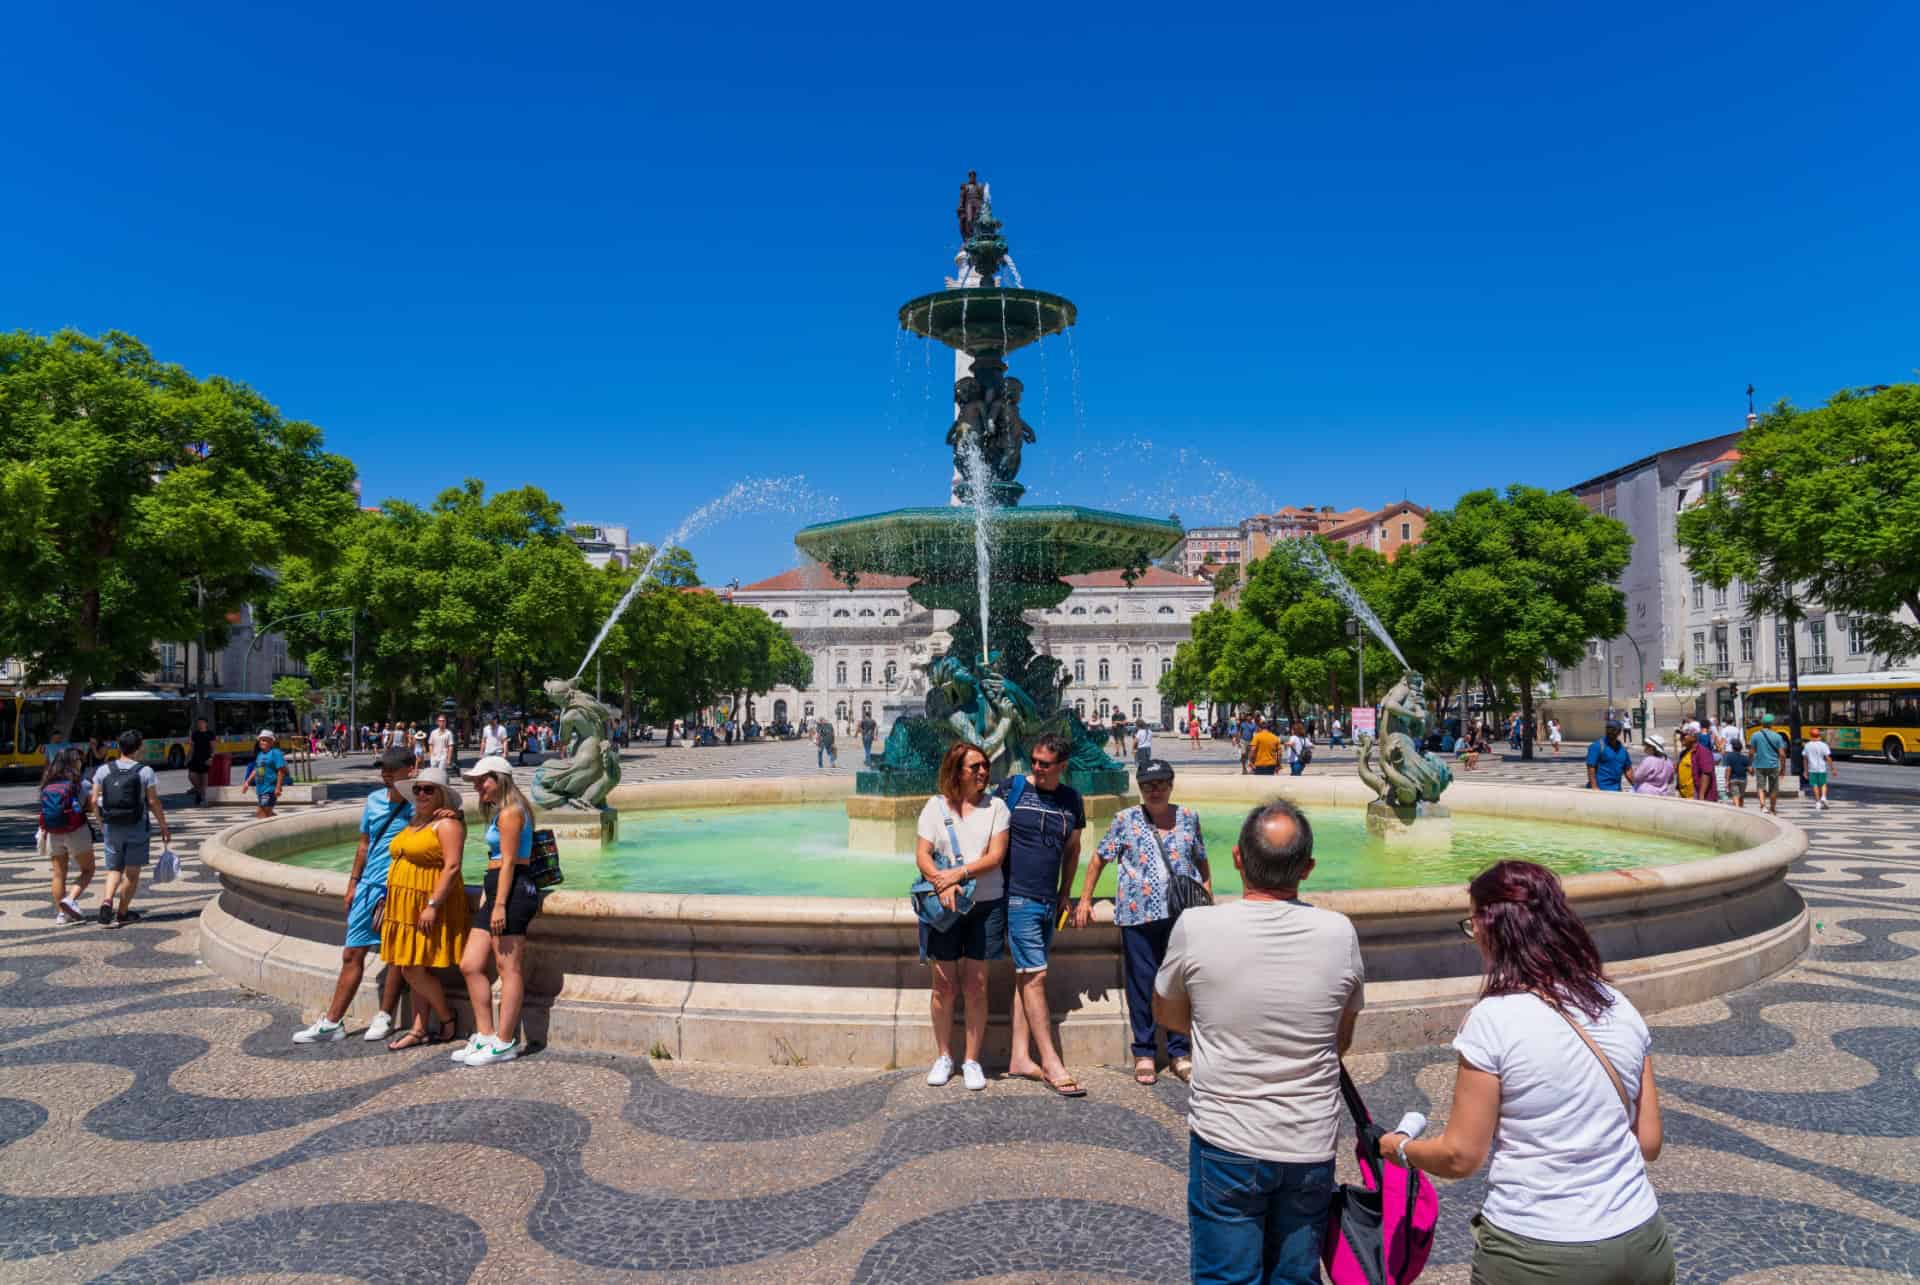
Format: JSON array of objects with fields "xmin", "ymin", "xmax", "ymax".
[
  {"xmin": 1323, "ymin": 1062, "xmax": 1439, "ymax": 1284},
  {"xmin": 1147, "ymin": 811, "xmax": 1211, "ymax": 921},
  {"xmin": 528, "ymin": 828, "xmax": 564, "ymax": 889},
  {"xmin": 909, "ymin": 803, "xmax": 977, "ymax": 932}
]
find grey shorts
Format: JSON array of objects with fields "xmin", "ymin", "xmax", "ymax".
[
  {"xmin": 103, "ymin": 829, "xmax": 151, "ymax": 872},
  {"xmin": 1754, "ymin": 768, "xmax": 1781, "ymax": 791}
]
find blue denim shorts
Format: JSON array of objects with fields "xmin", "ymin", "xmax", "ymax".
[
  {"xmin": 344, "ymin": 880, "xmax": 386, "ymax": 950},
  {"xmin": 919, "ymin": 897, "xmax": 1006, "ymax": 964},
  {"xmin": 1006, "ymin": 895, "xmax": 1057, "ymax": 973}
]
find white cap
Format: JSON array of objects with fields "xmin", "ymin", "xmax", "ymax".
[
  {"xmin": 256, "ymin": 729, "xmax": 276, "ymax": 741},
  {"xmin": 461, "ymin": 755, "xmax": 516, "ymax": 780}
]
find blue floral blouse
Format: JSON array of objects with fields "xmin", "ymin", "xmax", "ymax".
[{"xmin": 1094, "ymin": 805, "xmax": 1208, "ymax": 927}]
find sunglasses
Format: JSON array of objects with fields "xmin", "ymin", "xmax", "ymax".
[
  {"xmin": 1458, "ymin": 917, "xmax": 1477, "ymax": 938},
  {"xmin": 964, "ymin": 762, "xmax": 990, "ymax": 774},
  {"xmin": 1030, "ymin": 757, "xmax": 1060, "ymax": 769},
  {"xmin": 411, "ymin": 785, "xmax": 442, "ymax": 798}
]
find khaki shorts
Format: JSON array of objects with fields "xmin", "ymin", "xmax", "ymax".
[
  {"xmin": 43, "ymin": 828, "xmax": 93, "ymax": 859},
  {"xmin": 1472, "ymin": 1212, "xmax": 1674, "ymax": 1284}
]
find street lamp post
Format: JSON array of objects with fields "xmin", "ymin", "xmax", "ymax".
[{"xmin": 247, "ymin": 607, "xmax": 357, "ymax": 744}]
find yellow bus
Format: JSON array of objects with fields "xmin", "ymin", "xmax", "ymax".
[
  {"xmin": 0, "ymin": 690, "xmax": 298, "ymax": 775},
  {"xmin": 1743, "ymin": 671, "xmax": 1920, "ymax": 765}
]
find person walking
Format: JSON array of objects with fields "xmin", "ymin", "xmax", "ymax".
[
  {"xmin": 1154, "ymin": 799, "xmax": 1365, "ymax": 1285},
  {"xmin": 815, "ymin": 717, "xmax": 838, "ymax": 770},
  {"xmin": 456, "ymin": 757, "xmax": 542, "ymax": 1065},
  {"xmin": 379, "ymin": 767, "xmax": 470, "ymax": 1050},
  {"xmin": 292, "ymin": 747, "xmax": 419, "ymax": 1044},
  {"xmin": 1721, "ymin": 738, "xmax": 1750, "ymax": 807},
  {"xmin": 244, "ymin": 730, "xmax": 289, "ymax": 818},
  {"xmin": 186, "ymin": 717, "xmax": 215, "ymax": 805},
  {"xmin": 1749, "ymin": 714, "xmax": 1788, "ymax": 815},
  {"xmin": 1547, "ymin": 717, "xmax": 1563, "ymax": 756},
  {"xmin": 428, "ymin": 713, "xmax": 455, "ymax": 773},
  {"xmin": 1379, "ymin": 860, "xmax": 1673, "ymax": 1283},
  {"xmin": 915, "ymin": 743, "xmax": 1011, "ymax": 1092},
  {"xmin": 1585, "ymin": 721, "xmax": 1632, "ymax": 792},
  {"xmin": 858, "ymin": 711, "xmax": 878, "ymax": 765},
  {"xmin": 481, "ymin": 715, "xmax": 508, "ymax": 761},
  {"xmin": 1188, "ymin": 703, "xmax": 1201, "ymax": 748},
  {"xmin": 1629, "ymin": 736, "xmax": 1676, "ymax": 796},
  {"xmin": 1244, "ymin": 718, "xmax": 1282, "ymax": 776},
  {"xmin": 1073, "ymin": 758, "xmax": 1210, "ymax": 1086},
  {"xmin": 1285, "ymin": 722, "xmax": 1309, "ymax": 777},
  {"xmin": 1802, "ymin": 727, "xmax": 1834, "ymax": 811},
  {"xmin": 1682, "ymin": 728, "xmax": 1718, "ymax": 803},
  {"xmin": 38, "ymin": 749, "xmax": 95, "ymax": 925},
  {"xmin": 90, "ymin": 729, "xmax": 172, "ymax": 928},
  {"xmin": 996, "ymin": 732, "xmax": 1087, "ymax": 1097},
  {"xmin": 1133, "ymin": 717, "xmax": 1154, "ymax": 772}
]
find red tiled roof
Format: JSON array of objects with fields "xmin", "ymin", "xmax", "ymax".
[
  {"xmin": 736, "ymin": 564, "xmax": 919, "ymax": 592},
  {"xmin": 1062, "ymin": 567, "xmax": 1209, "ymax": 589}
]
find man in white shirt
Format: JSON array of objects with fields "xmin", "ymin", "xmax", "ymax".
[
  {"xmin": 1133, "ymin": 719, "xmax": 1153, "ymax": 770},
  {"xmin": 482, "ymin": 717, "xmax": 507, "ymax": 759},
  {"xmin": 1155, "ymin": 799, "xmax": 1364, "ymax": 1284},
  {"xmin": 428, "ymin": 714, "xmax": 456, "ymax": 772}
]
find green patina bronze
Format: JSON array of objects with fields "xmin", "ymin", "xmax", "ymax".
[{"xmin": 808, "ymin": 178, "xmax": 1180, "ymax": 799}]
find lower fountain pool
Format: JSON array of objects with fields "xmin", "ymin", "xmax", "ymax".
[{"xmin": 278, "ymin": 801, "xmax": 1726, "ymax": 898}]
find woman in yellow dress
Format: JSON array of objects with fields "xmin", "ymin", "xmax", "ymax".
[{"xmin": 380, "ymin": 766, "xmax": 471, "ymax": 1050}]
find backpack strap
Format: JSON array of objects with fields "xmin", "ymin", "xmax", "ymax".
[{"xmin": 1006, "ymin": 773, "xmax": 1027, "ymax": 813}]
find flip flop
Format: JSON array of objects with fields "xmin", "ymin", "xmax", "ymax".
[{"xmin": 1043, "ymin": 1076, "xmax": 1088, "ymax": 1098}]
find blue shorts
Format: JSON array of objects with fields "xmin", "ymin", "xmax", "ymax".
[
  {"xmin": 345, "ymin": 880, "xmax": 386, "ymax": 950},
  {"xmin": 919, "ymin": 897, "xmax": 1006, "ymax": 964},
  {"xmin": 1006, "ymin": 894, "xmax": 1057, "ymax": 973}
]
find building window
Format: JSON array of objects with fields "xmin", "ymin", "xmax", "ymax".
[
  {"xmin": 803, "ymin": 701, "xmax": 814, "ymax": 718},
  {"xmin": 1097, "ymin": 659, "xmax": 1110, "ymax": 682},
  {"xmin": 1157, "ymin": 605, "xmax": 1175, "ymax": 615},
  {"xmin": 884, "ymin": 661, "xmax": 898, "ymax": 684},
  {"xmin": 1161, "ymin": 657, "xmax": 1172, "ymax": 676},
  {"xmin": 1847, "ymin": 616, "xmax": 1869, "ymax": 655},
  {"xmin": 858, "ymin": 609, "xmax": 875, "ymax": 618},
  {"xmin": 861, "ymin": 700, "xmax": 872, "ymax": 718},
  {"xmin": 1070, "ymin": 606, "xmax": 1087, "ymax": 616},
  {"xmin": 1691, "ymin": 580, "xmax": 1704, "ymax": 610},
  {"xmin": 1712, "ymin": 584, "xmax": 1726, "ymax": 607},
  {"xmin": 860, "ymin": 661, "xmax": 872, "ymax": 684},
  {"xmin": 832, "ymin": 609, "xmax": 850, "ymax": 619},
  {"xmin": 1776, "ymin": 627, "xmax": 1788, "ymax": 671},
  {"xmin": 835, "ymin": 701, "xmax": 848, "ymax": 722},
  {"xmin": 770, "ymin": 609, "xmax": 788, "ymax": 619},
  {"xmin": 1098, "ymin": 698, "xmax": 1110, "ymax": 719},
  {"xmin": 1739, "ymin": 625, "xmax": 1754, "ymax": 664},
  {"xmin": 1692, "ymin": 632, "xmax": 1706, "ymax": 666},
  {"xmin": 883, "ymin": 608, "xmax": 899, "ymax": 619},
  {"xmin": 1072, "ymin": 659, "xmax": 1085, "ymax": 682},
  {"xmin": 834, "ymin": 661, "xmax": 847, "ymax": 685},
  {"xmin": 1737, "ymin": 581, "xmax": 1749, "ymax": 604},
  {"xmin": 1131, "ymin": 699, "xmax": 1143, "ymax": 720},
  {"xmin": 1074, "ymin": 698, "xmax": 1086, "ymax": 719},
  {"xmin": 1094, "ymin": 606, "xmax": 1112, "ymax": 616},
  {"xmin": 1130, "ymin": 658, "xmax": 1143, "ymax": 681},
  {"xmin": 1713, "ymin": 625, "xmax": 1728, "ymax": 668},
  {"xmin": 1808, "ymin": 619, "xmax": 1829, "ymax": 662}
]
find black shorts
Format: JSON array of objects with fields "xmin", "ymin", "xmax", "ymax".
[
  {"xmin": 477, "ymin": 867, "xmax": 542, "ymax": 937},
  {"xmin": 918, "ymin": 897, "xmax": 1007, "ymax": 964},
  {"xmin": 187, "ymin": 759, "xmax": 211, "ymax": 774}
]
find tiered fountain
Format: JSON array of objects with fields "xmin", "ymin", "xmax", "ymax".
[{"xmin": 794, "ymin": 183, "xmax": 1182, "ymax": 849}]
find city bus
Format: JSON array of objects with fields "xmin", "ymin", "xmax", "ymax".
[
  {"xmin": 1743, "ymin": 671, "xmax": 1920, "ymax": 765},
  {"xmin": 0, "ymin": 690, "xmax": 297, "ymax": 774}
]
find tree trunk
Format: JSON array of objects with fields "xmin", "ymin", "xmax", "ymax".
[
  {"xmin": 53, "ymin": 677, "xmax": 86, "ymax": 749},
  {"xmin": 1519, "ymin": 670, "xmax": 1536, "ymax": 761}
]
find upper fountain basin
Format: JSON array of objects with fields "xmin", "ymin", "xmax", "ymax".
[
  {"xmin": 795, "ymin": 504, "xmax": 1182, "ymax": 598},
  {"xmin": 899, "ymin": 288, "xmax": 1076, "ymax": 354}
]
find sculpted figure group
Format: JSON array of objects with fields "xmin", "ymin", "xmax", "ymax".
[{"xmin": 946, "ymin": 375, "xmax": 1035, "ymax": 486}]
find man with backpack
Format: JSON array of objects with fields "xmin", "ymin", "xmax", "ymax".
[
  {"xmin": 90, "ymin": 729, "xmax": 172, "ymax": 928},
  {"xmin": 1750, "ymin": 714, "xmax": 1790, "ymax": 816}
]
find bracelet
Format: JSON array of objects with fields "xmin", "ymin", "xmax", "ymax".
[{"xmin": 1395, "ymin": 1137, "xmax": 1412, "ymax": 1167}]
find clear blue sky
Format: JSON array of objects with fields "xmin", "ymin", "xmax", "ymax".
[{"xmin": 7, "ymin": 4, "xmax": 1916, "ymax": 584}]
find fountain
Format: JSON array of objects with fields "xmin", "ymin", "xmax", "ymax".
[{"xmin": 794, "ymin": 184, "xmax": 1182, "ymax": 850}]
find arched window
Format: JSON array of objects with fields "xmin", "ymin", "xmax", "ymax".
[
  {"xmin": 773, "ymin": 699, "xmax": 788, "ymax": 722},
  {"xmin": 858, "ymin": 609, "xmax": 875, "ymax": 618},
  {"xmin": 833, "ymin": 609, "xmax": 851, "ymax": 619},
  {"xmin": 1070, "ymin": 606, "xmax": 1087, "ymax": 616},
  {"xmin": 1074, "ymin": 699, "xmax": 1086, "ymax": 718},
  {"xmin": 1131, "ymin": 699, "xmax": 1143, "ymax": 720},
  {"xmin": 860, "ymin": 661, "xmax": 872, "ymax": 684},
  {"xmin": 1073, "ymin": 659, "xmax": 1085, "ymax": 682},
  {"xmin": 861, "ymin": 700, "xmax": 872, "ymax": 718},
  {"xmin": 1098, "ymin": 659, "xmax": 1111, "ymax": 682},
  {"xmin": 1157, "ymin": 605, "xmax": 1176, "ymax": 615},
  {"xmin": 1160, "ymin": 657, "xmax": 1172, "ymax": 676},
  {"xmin": 770, "ymin": 609, "xmax": 788, "ymax": 619},
  {"xmin": 1094, "ymin": 605, "xmax": 1113, "ymax": 616},
  {"xmin": 1098, "ymin": 698, "xmax": 1111, "ymax": 719},
  {"xmin": 834, "ymin": 661, "xmax": 847, "ymax": 685},
  {"xmin": 1130, "ymin": 658, "xmax": 1143, "ymax": 682},
  {"xmin": 884, "ymin": 661, "xmax": 898, "ymax": 684},
  {"xmin": 803, "ymin": 701, "xmax": 815, "ymax": 718},
  {"xmin": 883, "ymin": 608, "xmax": 899, "ymax": 618}
]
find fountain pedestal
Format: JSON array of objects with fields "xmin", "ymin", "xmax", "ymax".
[
  {"xmin": 1365, "ymin": 800, "xmax": 1453, "ymax": 847},
  {"xmin": 537, "ymin": 807, "xmax": 619, "ymax": 845}
]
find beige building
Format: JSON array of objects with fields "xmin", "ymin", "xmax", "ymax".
[{"xmin": 731, "ymin": 563, "xmax": 1213, "ymax": 732}]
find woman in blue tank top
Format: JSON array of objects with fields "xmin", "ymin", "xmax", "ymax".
[{"xmin": 454, "ymin": 757, "xmax": 540, "ymax": 1067}]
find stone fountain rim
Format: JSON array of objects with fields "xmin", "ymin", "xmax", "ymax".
[
  {"xmin": 795, "ymin": 503, "xmax": 1185, "ymax": 540},
  {"xmin": 199, "ymin": 774, "xmax": 1804, "ymax": 928}
]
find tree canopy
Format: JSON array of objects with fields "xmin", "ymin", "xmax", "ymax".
[
  {"xmin": 1678, "ymin": 384, "xmax": 1920, "ymax": 665},
  {"xmin": 0, "ymin": 329, "xmax": 357, "ymax": 740}
]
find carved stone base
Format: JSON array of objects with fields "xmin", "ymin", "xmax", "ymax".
[
  {"xmin": 536, "ymin": 808, "xmax": 618, "ymax": 845},
  {"xmin": 1365, "ymin": 799, "xmax": 1453, "ymax": 847}
]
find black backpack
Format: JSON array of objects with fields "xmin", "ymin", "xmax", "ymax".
[{"xmin": 100, "ymin": 763, "xmax": 146, "ymax": 824}]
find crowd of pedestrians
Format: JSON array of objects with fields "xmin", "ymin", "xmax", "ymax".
[
  {"xmin": 1591, "ymin": 711, "xmax": 1824, "ymax": 817},
  {"xmin": 35, "ymin": 730, "xmax": 175, "ymax": 928}
]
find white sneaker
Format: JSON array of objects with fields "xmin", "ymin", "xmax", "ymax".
[
  {"xmin": 961, "ymin": 1060, "xmax": 987, "ymax": 1091},
  {"xmin": 450, "ymin": 1034, "xmax": 484, "ymax": 1063},
  {"xmin": 362, "ymin": 1011, "xmax": 394, "ymax": 1042},
  {"xmin": 465, "ymin": 1036, "xmax": 519, "ymax": 1067},
  {"xmin": 55, "ymin": 910, "xmax": 84, "ymax": 926},
  {"xmin": 926, "ymin": 1053, "xmax": 955, "ymax": 1086},
  {"xmin": 292, "ymin": 1019, "xmax": 345, "ymax": 1044},
  {"xmin": 59, "ymin": 896, "xmax": 83, "ymax": 919}
]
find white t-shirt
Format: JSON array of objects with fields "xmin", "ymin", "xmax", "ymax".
[
  {"xmin": 915, "ymin": 795, "xmax": 1010, "ymax": 902},
  {"xmin": 429, "ymin": 727, "xmax": 454, "ymax": 765},
  {"xmin": 1155, "ymin": 898, "xmax": 1365, "ymax": 1163},
  {"xmin": 1803, "ymin": 740, "xmax": 1832, "ymax": 772},
  {"xmin": 482, "ymin": 724, "xmax": 507, "ymax": 755},
  {"xmin": 1134, "ymin": 725, "xmax": 1153, "ymax": 752},
  {"xmin": 1286, "ymin": 734, "xmax": 1306, "ymax": 763},
  {"xmin": 1453, "ymin": 986, "xmax": 1658, "ymax": 1242}
]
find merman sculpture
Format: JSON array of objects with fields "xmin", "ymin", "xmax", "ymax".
[
  {"xmin": 1356, "ymin": 673, "xmax": 1454, "ymax": 842},
  {"xmin": 532, "ymin": 678, "xmax": 622, "ymax": 812}
]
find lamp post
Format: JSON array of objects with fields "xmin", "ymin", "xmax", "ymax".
[
  {"xmin": 1344, "ymin": 618, "xmax": 1364, "ymax": 711},
  {"xmin": 248, "ymin": 608, "xmax": 356, "ymax": 746},
  {"xmin": 1621, "ymin": 632, "xmax": 1648, "ymax": 735}
]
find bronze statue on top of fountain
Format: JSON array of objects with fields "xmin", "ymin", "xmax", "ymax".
[{"xmin": 958, "ymin": 171, "xmax": 985, "ymax": 242}]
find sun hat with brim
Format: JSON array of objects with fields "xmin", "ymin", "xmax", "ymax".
[
  {"xmin": 1643, "ymin": 735, "xmax": 1668, "ymax": 757},
  {"xmin": 411, "ymin": 766, "xmax": 462, "ymax": 811},
  {"xmin": 256, "ymin": 729, "xmax": 276, "ymax": 742},
  {"xmin": 461, "ymin": 755, "xmax": 516, "ymax": 780}
]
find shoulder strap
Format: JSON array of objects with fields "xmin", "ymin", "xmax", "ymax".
[
  {"xmin": 1006, "ymin": 773, "xmax": 1027, "ymax": 812},
  {"xmin": 939, "ymin": 800, "xmax": 965, "ymax": 870},
  {"xmin": 1539, "ymin": 994, "xmax": 1635, "ymax": 1129},
  {"xmin": 367, "ymin": 797, "xmax": 406, "ymax": 852}
]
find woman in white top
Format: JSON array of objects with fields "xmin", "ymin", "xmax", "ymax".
[
  {"xmin": 914, "ymin": 742, "xmax": 1010, "ymax": 1092},
  {"xmin": 1380, "ymin": 859, "xmax": 1672, "ymax": 1283}
]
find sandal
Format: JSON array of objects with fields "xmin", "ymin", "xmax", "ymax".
[
  {"xmin": 1043, "ymin": 1075, "xmax": 1088, "ymax": 1098},
  {"xmin": 1170, "ymin": 1057, "xmax": 1193, "ymax": 1083},
  {"xmin": 387, "ymin": 1025, "xmax": 454, "ymax": 1052},
  {"xmin": 1134, "ymin": 1059, "xmax": 1158, "ymax": 1086}
]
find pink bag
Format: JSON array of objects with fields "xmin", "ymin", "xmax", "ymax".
[{"xmin": 1322, "ymin": 1064, "xmax": 1438, "ymax": 1284}]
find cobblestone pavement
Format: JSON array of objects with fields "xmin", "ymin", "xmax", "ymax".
[{"xmin": 0, "ymin": 744, "xmax": 1915, "ymax": 1282}]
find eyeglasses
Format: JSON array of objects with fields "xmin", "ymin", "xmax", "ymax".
[
  {"xmin": 1458, "ymin": 917, "xmax": 1477, "ymax": 938},
  {"xmin": 964, "ymin": 762, "xmax": 990, "ymax": 774},
  {"xmin": 1030, "ymin": 757, "xmax": 1060, "ymax": 770}
]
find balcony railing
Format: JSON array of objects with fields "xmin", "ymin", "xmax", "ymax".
[
  {"xmin": 1706, "ymin": 662, "xmax": 1732, "ymax": 677},
  {"xmin": 1798, "ymin": 656, "xmax": 1832, "ymax": 675}
]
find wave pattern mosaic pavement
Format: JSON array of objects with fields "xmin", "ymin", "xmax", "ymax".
[{"xmin": 0, "ymin": 751, "xmax": 1915, "ymax": 1282}]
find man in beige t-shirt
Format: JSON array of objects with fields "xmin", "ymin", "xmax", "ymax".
[{"xmin": 1154, "ymin": 798, "xmax": 1364, "ymax": 1283}]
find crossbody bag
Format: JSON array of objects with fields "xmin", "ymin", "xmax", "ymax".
[
  {"xmin": 908, "ymin": 801, "xmax": 977, "ymax": 931},
  {"xmin": 1145, "ymin": 809, "xmax": 1211, "ymax": 922}
]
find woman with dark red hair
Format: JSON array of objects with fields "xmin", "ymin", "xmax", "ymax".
[{"xmin": 1379, "ymin": 860, "xmax": 1673, "ymax": 1283}]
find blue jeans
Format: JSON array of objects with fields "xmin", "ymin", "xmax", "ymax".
[
  {"xmin": 1287, "ymin": 760, "xmax": 1305, "ymax": 776},
  {"xmin": 1121, "ymin": 918, "xmax": 1188, "ymax": 1059},
  {"xmin": 1188, "ymin": 1132, "xmax": 1333, "ymax": 1285}
]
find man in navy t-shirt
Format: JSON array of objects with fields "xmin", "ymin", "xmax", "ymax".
[
  {"xmin": 994, "ymin": 731, "xmax": 1088, "ymax": 1097},
  {"xmin": 1585, "ymin": 721, "xmax": 1633, "ymax": 791}
]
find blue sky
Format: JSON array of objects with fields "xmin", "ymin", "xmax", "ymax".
[{"xmin": 7, "ymin": 3, "xmax": 1916, "ymax": 584}]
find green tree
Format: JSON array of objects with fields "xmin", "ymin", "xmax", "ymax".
[
  {"xmin": 1392, "ymin": 486, "xmax": 1631, "ymax": 759},
  {"xmin": 0, "ymin": 330, "xmax": 357, "ymax": 741},
  {"xmin": 1210, "ymin": 563, "xmax": 1240, "ymax": 593}
]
